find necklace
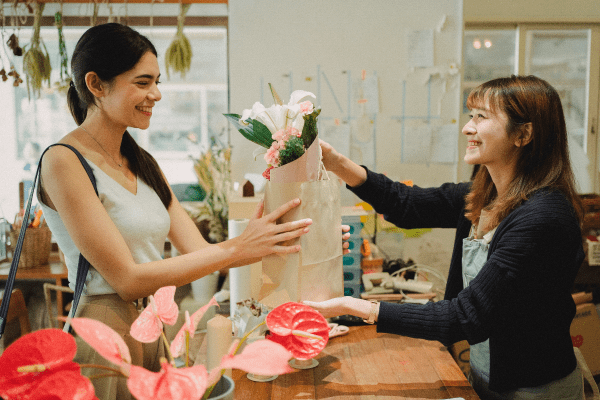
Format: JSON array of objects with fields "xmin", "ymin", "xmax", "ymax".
[{"xmin": 79, "ymin": 126, "xmax": 123, "ymax": 167}]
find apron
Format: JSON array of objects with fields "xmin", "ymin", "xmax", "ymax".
[{"xmin": 462, "ymin": 225, "xmax": 583, "ymax": 400}]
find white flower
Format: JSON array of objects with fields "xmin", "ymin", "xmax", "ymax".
[{"xmin": 240, "ymin": 91, "xmax": 316, "ymax": 134}]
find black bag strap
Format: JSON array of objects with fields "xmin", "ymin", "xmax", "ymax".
[{"xmin": 0, "ymin": 143, "xmax": 98, "ymax": 338}]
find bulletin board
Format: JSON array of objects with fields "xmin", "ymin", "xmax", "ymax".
[{"xmin": 228, "ymin": 0, "xmax": 464, "ymax": 189}]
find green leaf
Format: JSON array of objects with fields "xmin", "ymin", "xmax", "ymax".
[
  {"xmin": 223, "ymin": 113, "xmax": 273, "ymax": 148},
  {"xmin": 301, "ymin": 108, "xmax": 321, "ymax": 149}
]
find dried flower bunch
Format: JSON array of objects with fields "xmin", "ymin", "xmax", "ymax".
[
  {"xmin": 165, "ymin": 2, "xmax": 192, "ymax": 79},
  {"xmin": 22, "ymin": 2, "xmax": 52, "ymax": 99}
]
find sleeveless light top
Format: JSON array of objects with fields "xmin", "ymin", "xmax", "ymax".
[{"xmin": 39, "ymin": 158, "xmax": 171, "ymax": 296}]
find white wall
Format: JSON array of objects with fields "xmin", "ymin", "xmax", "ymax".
[
  {"xmin": 228, "ymin": 0, "xmax": 464, "ymax": 189},
  {"xmin": 229, "ymin": 0, "xmax": 464, "ymax": 272}
]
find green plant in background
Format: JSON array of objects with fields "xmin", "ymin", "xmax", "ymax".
[
  {"xmin": 190, "ymin": 138, "xmax": 232, "ymax": 243},
  {"xmin": 23, "ymin": 1, "xmax": 52, "ymax": 100}
]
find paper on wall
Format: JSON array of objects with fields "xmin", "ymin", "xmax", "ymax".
[
  {"xmin": 430, "ymin": 124, "xmax": 458, "ymax": 164},
  {"xmin": 407, "ymin": 29, "xmax": 434, "ymax": 68}
]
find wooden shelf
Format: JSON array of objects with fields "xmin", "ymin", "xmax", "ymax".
[{"xmin": 8, "ymin": 0, "xmax": 227, "ymax": 3}]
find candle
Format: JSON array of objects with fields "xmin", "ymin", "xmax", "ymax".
[{"xmin": 206, "ymin": 314, "xmax": 233, "ymax": 376}]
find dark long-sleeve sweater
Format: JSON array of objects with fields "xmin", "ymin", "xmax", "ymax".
[{"xmin": 349, "ymin": 167, "xmax": 584, "ymax": 393}]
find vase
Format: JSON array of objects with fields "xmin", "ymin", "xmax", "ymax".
[{"xmin": 208, "ymin": 374, "xmax": 234, "ymax": 400}]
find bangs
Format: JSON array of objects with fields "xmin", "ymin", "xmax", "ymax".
[{"xmin": 466, "ymin": 86, "xmax": 502, "ymax": 114}]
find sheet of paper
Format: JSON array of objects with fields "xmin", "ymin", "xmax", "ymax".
[
  {"xmin": 402, "ymin": 124, "xmax": 432, "ymax": 163},
  {"xmin": 321, "ymin": 121, "xmax": 351, "ymax": 159},
  {"xmin": 407, "ymin": 29, "xmax": 434, "ymax": 68},
  {"xmin": 430, "ymin": 124, "xmax": 458, "ymax": 163}
]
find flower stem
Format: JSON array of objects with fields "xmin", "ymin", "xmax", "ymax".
[
  {"xmin": 88, "ymin": 372, "xmax": 123, "ymax": 381},
  {"xmin": 161, "ymin": 330, "xmax": 175, "ymax": 364},
  {"xmin": 185, "ymin": 331, "xmax": 190, "ymax": 368},
  {"xmin": 79, "ymin": 364, "xmax": 125, "ymax": 375}
]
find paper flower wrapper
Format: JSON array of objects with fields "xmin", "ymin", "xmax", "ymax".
[{"xmin": 259, "ymin": 137, "xmax": 343, "ymax": 308}]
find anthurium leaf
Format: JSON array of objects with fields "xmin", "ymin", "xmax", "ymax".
[{"xmin": 224, "ymin": 113, "xmax": 272, "ymax": 148}]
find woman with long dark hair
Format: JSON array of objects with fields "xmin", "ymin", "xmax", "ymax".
[
  {"xmin": 37, "ymin": 23, "xmax": 312, "ymax": 399},
  {"xmin": 305, "ymin": 75, "xmax": 585, "ymax": 399}
]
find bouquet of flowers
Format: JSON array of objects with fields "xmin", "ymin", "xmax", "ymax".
[
  {"xmin": 225, "ymin": 87, "xmax": 343, "ymax": 309},
  {"xmin": 224, "ymin": 86, "xmax": 321, "ymax": 182},
  {"xmin": 0, "ymin": 286, "xmax": 330, "ymax": 400}
]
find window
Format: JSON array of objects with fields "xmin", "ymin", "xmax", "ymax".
[
  {"xmin": 6, "ymin": 25, "xmax": 228, "ymax": 184},
  {"xmin": 461, "ymin": 24, "xmax": 600, "ymax": 193}
]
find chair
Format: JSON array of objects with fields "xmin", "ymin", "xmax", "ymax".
[
  {"xmin": 0, "ymin": 288, "xmax": 31, "ymax": 337},
  {"xmin": 574, "ymin": 346, "xmax": 600, "ymax": 400},
  {"xmin": 42, "ymin": 283, "xmax": 74, "ymax": 329}
]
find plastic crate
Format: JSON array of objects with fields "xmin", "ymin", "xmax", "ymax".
[
  {"xmin": 344, "ymin": 282, "xmax": 363, "ymax": 298},
  {"xmin": 343, "ymin": 252, "xmax": 361, "ymax": 268},
  {"xmin": 346, "ymin": 237, "xmax": 363, "ymax": 252},
  {"xmin": 343, "ymin": 265, "xmax": 362, "ymax": 284}
]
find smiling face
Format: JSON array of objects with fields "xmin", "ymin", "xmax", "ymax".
[
  {"xmin": 462, "ymin": 100, "xmax": 520, "ymax": 173},
  {"xmin": 97, "ymin": 51, "xmax": 162, "ymax": 130}
]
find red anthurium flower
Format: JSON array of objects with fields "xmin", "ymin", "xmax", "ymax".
[
  {"xmin": 0, "ymin": 328, "xmax": 96, "ymax": 400},
  {"xmin": 130, "ymin": 286, "xmax": 179, "ymax": 343},
  {"xmin": 66, "ymin": 317, "xmax": 132, "ymax": 375},
  {"xmin": 266, "ymin": 302, "xmax": 329, "ymax": 360},
  {"xmin": 171, "ymin": 296, "xmax": 219, "ymax": 358},
  {"xmin": 127, "ymin": 360, "xmax": 208, "ymax": 400},
  {"xmin": 216, "ymin": 338, "xmax": 293, "ymax": 378}
]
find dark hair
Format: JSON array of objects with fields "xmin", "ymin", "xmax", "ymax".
[
  {"xmin": 67, "ymin": 23, "xmax": 172, "ymax": 209},
  {"xmin": 465, "ymin": 75, "xmax": 582, "ymax": 229}
]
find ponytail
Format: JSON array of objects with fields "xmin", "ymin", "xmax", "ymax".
[
  {"xmin": 67, "ymin": 82, "xmax": 87, "ymax": 126},
  {"xmin": 121, "ymin": 131, "xmax": 172, "ymax": 209}
]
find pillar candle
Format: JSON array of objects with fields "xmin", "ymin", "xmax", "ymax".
[{"xmin": 206, "ymin": 314, "xmax": 233, "ymax": 376}]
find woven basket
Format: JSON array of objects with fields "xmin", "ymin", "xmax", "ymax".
[{"xmin": 9, "ymin": 225, "xmax": 52, "ymax": 269}]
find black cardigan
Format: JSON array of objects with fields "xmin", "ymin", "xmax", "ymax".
[{"xmin": 349, "ymin": 167, "xmax": 584, "ymax": 393}]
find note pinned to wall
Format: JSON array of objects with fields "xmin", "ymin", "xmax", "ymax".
[{"xmin": 407, "ymin": 29, "xmax": 434, "ymax": 68}]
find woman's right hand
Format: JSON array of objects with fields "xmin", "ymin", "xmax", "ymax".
[{"xmin": 234, "ymin": 198, "xmax": 312, "ymax": 259}]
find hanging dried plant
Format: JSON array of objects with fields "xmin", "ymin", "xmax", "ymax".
[
  {"xmin": 22, "ymin": 1, "xmax": 52, "ymax": 99},
  {"xmin": 52, "ymin": 10, "xmax": 71, "ymax": 93},
  {"xmin": 165, "ymin": 2, "xmax": 192, "ymax": 79},
  {"xmin": 7, "ymin": 34, "xmax": 23, "ymax": 56}
]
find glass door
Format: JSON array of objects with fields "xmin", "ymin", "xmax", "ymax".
[{"xmin": 519, "ymin": 25, "xmax": 600, "ymax": 194}]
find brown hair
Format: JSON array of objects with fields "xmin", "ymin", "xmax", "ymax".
[
  {"xmin": 464, "ymin": 75, "xmax": 582, "ymax": 229},
  {"xmin": 67, "ymin": 23, "xmax": 172, "ymax": 209}
]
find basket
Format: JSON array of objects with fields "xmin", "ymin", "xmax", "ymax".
[{"xmin": 9, "ymin": 225, "xmax": 52, "ymax": 269}]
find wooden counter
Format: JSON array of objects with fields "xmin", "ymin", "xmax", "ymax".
[{"xmin": 231, "ymin": 325, "xmax": 479, "ymax": 400}]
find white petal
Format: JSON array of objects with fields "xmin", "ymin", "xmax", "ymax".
[
  {"xmin": 256, "ymin": 104, "xmax": 286, "ymax": 133},
  {"xmin": 288, "ymin": 90, "xmax": 316, "ymax": 106}
]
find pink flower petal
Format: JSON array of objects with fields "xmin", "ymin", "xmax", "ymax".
[
  {"xmin": 266, "ymin": 302, "xmax": 329, "ymax": 359},
  {"xmin": 130, "ymin": 304, "xmax": 163, "ymax": 343},
  {"xmin": 171, "ymin": 297, "xmax": 219, "ymax": 358},
  {"xmin": 153, "ymin": 286, "xmax": 179, "ymax": 326},
  {"xmin": 127, "ymin": 361, "xmax": 208, "ymax": 400},
  {"xmin": 190, "ymin": 296, "xmax": 219, "ymax": 329},
  {"xmin": 68, "ymin": 317, "xmax": 132, "ymax": 366},
  {"xmin": 26, "ymin": 368, "xmax": 97, "ymax": 400},
  {"xmin": 0, "ymin": 328, "xmax": 78, "ymax": 398},
  {"xmin": 219, "ymin": 339, "xmax": 293, "ymax": 376}
]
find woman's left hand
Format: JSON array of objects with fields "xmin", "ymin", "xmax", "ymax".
[{"xmin": 303, "ymin": 296, "xmax": 373, "ymax": 320}]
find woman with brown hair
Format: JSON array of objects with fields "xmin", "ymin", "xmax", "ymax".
[
  {"xmin": 36, "ymin": 23, "xmax": 313, "ymax": 399},
  {"xmin": 305, "ymin": 75, "xmax": 585, "ymax": 399}
]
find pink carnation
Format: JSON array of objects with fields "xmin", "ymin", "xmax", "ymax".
[
  {"xmin": 264, "ymin": 146, "xmax": 280, "ymax": 166},
  {"xmin": 262, "ymin": 166, "xmax": 274, "ymax": 180},
  {"xmin": 272, "ymin": 129, "xmax": 286, "ymax": 141},
  {"xmin": 299, "ymin": 101, "xmax": 314, "ymax": 115}
]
